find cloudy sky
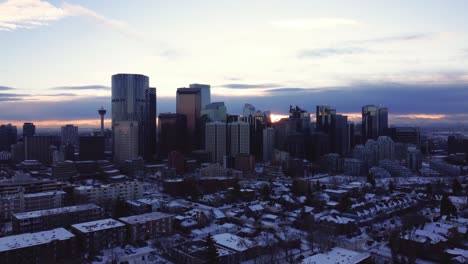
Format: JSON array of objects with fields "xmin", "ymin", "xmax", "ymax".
[{"xmin": 1, "ymin": 0, "xmax": 467, "ymax": 128}]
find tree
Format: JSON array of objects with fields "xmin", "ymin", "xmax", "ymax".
[
  {"xmin": 291, "ymin": 179, "xmax": 300, "ymax": 196},
  {"xmin": 261, "ymin": 184, "xmax": 271, "ymax": 200},
  {"xmin": 452, "ymin": 178, "xmax": 462, "ymax": 195},
  {"xmin": 337, "ymin": 195, "xmax": 352, "ymax": 213},
  {"xmin": 367, "ymin": 174, "xmax": 376, "ymax": 189},
  {"xmin": 232, "ymin": 179, "xmax": 241, "ymax": 201},
  {"xmin": 389, "ymin": 180, "xmax": 394, "ymax": 193},
  {"xmin": 315, "ymin": 180, "xmax": 321, "ymax": 191},
  {"xmin": 205, "ymin": 233, "xmax": 219, "ymax": 264},
  {"xmin": 440, "ymin": 193, "xmax": 457, "ymax": 217}
]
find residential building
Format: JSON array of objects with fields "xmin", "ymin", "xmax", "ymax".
[
  {"xmin": 71, "ymin": 218, "xmax": 126, "ymax": 253},
  {"xmin": 118, "ymin": 212, "xmax": 173, "ymax": 242},
  {"xmin": 12, "ymin": 204, "xmax": 103, "ymax": 234},
  {"xmin": 0, "ymin": 228, "xmax": 77, "ymax": 264}
]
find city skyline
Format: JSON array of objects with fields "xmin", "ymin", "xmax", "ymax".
[{"xmin": 1, "ymin": 0, "xmax": 468, "ymax": 127}]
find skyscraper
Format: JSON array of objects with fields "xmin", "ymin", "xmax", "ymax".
[
  {"xmin": 176, "ymin": 87, "xmax": 202, "ymax": 150},
  {"xmin": 23, "ymin": 123, "xmax": 36, "ymax": 138},
  {"xmin": 362, "ymin": 105, "xmax": 379, "ymax": 142},
  {"xmin": 362, "ymin": 105, "xmax": 388, "ymax": 143},
  {"xmin": 316, "ymin": 105, "xmax": 336, "ymax": 132},
  {"xmin": 228, "ymin": 121, "xmax": 250, "ymax": 155},
  {"xmin": 25, "ymin": 136, "xmax": 53, "ymax": 164},
  {"xmin": 144, "ymin": 87, "xmax": 157, "ymax": 161},
  {"xmin": 205, "ymin": 122, "xmax": 226, "ymax": 163},
  {"xmin": 201, "ymin": 102, "xmax": 227, "ymax": 122},
  {"xmin": 189, "ymin": 83, "xmax": 211, "ymax": 109},
  {"xmin": 61, "ymin": 125, "xmax": 78, "ymax": 146},
  {"xmin": 378, "ymin": 107, "xmax": 388, "ymax": 135},
  {"xmin": 158, "ymin": 113, "xmax": 188, "ymax": 158},
  {"xmin": 112, "ymin": 73, "xmax": 155, "ymax": 162},
  {"xmin": 0, "ymin": 124, "xmax": 17, "ymax": 151},
  {"xmin": 262, "ymin": 127, "xmax": 275, "ymax": 162},
  {"xmin": 114, "ymin": 121, "xmax": 139, "ymax": 162}
]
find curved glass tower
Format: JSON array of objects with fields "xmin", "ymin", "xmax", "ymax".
[{"xmin": 112, "ymin": 74, "xmax": 152, "ymax": 162}]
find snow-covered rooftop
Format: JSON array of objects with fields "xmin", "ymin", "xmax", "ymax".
[
  {"xmin": 71, "ymin": 218, "xmax": 124, "ymax": 233},
  {"xmin": 0, "ymin": 228, "xmax": 74, "ymax": 252},
  {"xmin": 301, "ymin": 247, "xmax": 370, "ymax": 264},
  {"xmin": 13, "ymin": 204, "xmax": 100, "ymax": 220},
  {"xmin": 118, "ymin": 212, "xmax": 172, "ymax": 225},
  {"xmin": 213, "ymin": 233, "xmax": 255, "ymax": 252},
  {"xmin": 23, "ymin": 191, "xmax": 65, "ymax": 198}
]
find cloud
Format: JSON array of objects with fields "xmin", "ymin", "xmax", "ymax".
[
  {"xmin": 270, "ymin": 17, "xmax": 360, "ymax": 30},
  {"xmin": 298, "ymin": 47, "xmax": 368, "ymax": 58},
  {"xmin": 43, "ymin": 93, "xmax": 78, "ymax": 97},
  {"xmin": 266, "ymin": 88, "xmax": 308, "ymax": 92},
  {"xmin": 0, "ymin": 0, "xmax": 66, "ymax": 31},
  {"xmin": 50, "ymin": 85, "xmax": 110, "ymax": 91},
  {"xmin": 0, "ymin": 0, "xmax": 134, "ymax": 37},
  {"xmin": 1, "ymin": 81, "xmax": 468, "ymax": 127},
  {"xmin": 218, "ymin": 83, "xmax": 281, "ymax": 89},
  {"xmin": 0, "ymin": 92, "xmax": 29, "ymax": 101},
  {"xmin": 0, "ymin": 86, "xmax": 15, "ymax": 91},
  {"xmin": 349, "ymin": 33, "xmax": 432, "ymax": 44}
]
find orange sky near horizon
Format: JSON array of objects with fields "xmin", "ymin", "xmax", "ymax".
[{"xmin": 0, "ymin": 113, "xmax": 452, "ymax": 129}]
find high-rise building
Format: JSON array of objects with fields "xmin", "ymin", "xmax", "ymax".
[
  {"xmin": 240, "ymin": 103, "xmax": 271, "ymax": 161},
  {"xmin": 112, "ymin": 73, "xmax": 154, "ymax": 162},
  {"xmin": 113, "ymin": 121, "xmax": 139, "ymax": 162},
  {"xmin": 376, "ymin": 136, "xmax": 395, "ymax": 161},
  {"xmin": 201, "ymin": 102, "xmax": 227, "ymax": 122},
  {"xmin": 362, "ymin": 105, "xmax": 379, "ymax": 142},
  {"xmin": 189, "ymin": 83, "xmax": 211, "ymax": 109},
  {"xmin": 316, "ymin": 105, "xmax": 336, "ymax": 132},
  {"xmin": 205, "ymin": 122, "xmax": 226, "ymax": 163},
  {"xmin": 262, "ymin": 127, "xmax": 275, "ymax": 162},
  {"xmin": 378, "ymin": 107, "xmax": 388, "ymax": 135},
  {"xmin": 79, "ymin": 136, "xmax": 105, "ymax": 160},
  {"xmin": 61, "ymin": 125, "xmax": 78, "ymax": 146},
  {"xmin": 176, "ymin": 87, "xmax": 202, "ymax": 150},
  {"xmin": 389, "ymin": 127, "xmax": 420, "ymax": 146},
  {"xmin": 22, "ymin": 123, "xmax": 36, "ymax": 138},
  {"xmin": 144, "ymin": 87, "xmax": 157, "ymax": 161},
  {"xmin": 0, "ymin": 124, "xmax": 17, "ymax": 151},
  {"xmin": 333, "ymin": 114, "xmax": 350, "ymax": 156},
  {"xmin": 407, "ymin": 147, "xmax": 422, "ymax": 172},
  {"xmin": 228, "ymin": 121, "xmax": 250, "ymax": 155},
  {"xmin": 25, "ymin": 136, "xmax": 53, "ymax": 164},
  {"xmin": 316, "ymin": 106, "xmax": 351, "ymax": 156},
  {"xmin": 158, "ymin": 113, "xmax": 188, "ymax": 158}
]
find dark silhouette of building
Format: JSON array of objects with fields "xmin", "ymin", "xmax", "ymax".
[
  {"xmin": 362, "ymin": 105, "xmax": 388, "ymax": 142},
  {"xmin": 389, "ymin": 127, "xmax": 420, "ymax": 146},
  {"xmin": 144, "ymin": 87, "xmax": 157, "ymax": 161},
  {"xmin": 158, "ymin": 113, "xmax": 188, "ymax": 158},
  {"xmin": 22, "ymin": 122, "xmax": 36, "ymax": 138},
  {"xmin": 168, "ymin": 151, "xmax": 185, "ymax": 175},
  {"xmin": 25, "ymin": 136, "xmax": 53, "ymax": 164},
  {"xmin": 0, "ymin": 124, "xmax": 17, "ymax": 151},
  {"xmin": 316, "ymin": 106, "xmax": 351, "ymax": 156},
  {"xmin": 79, "ymin": 136, "xmax": 105, "ymax": 161}
]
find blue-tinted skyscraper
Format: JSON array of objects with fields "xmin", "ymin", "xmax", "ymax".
[{"xmin": 112, "ymin": 74, "xmax": 156, "ymax": 162}]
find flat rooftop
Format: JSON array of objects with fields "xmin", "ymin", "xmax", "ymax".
[
  {"xmin": 13, "ymin": 204, "xmax": 100, "ymax": 220},
  {"xmin": 71, "ymin": 218, "xmax": 124, "ymax": 233},
  {"xmin": 0, "ymin": 228, "xmax": 74, "ymax": 252},
  {"xmin": 119, "ymin": 212, "xmax": 172, "ymax": 225}
]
